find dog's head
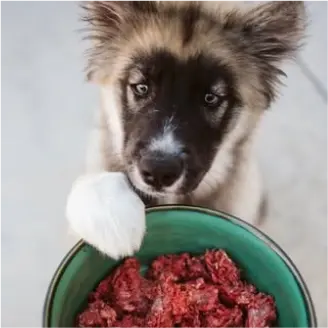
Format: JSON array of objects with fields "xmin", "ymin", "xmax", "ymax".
[{"xmin": 82, "ymin": 1, "xmax": 305, "ymax": 198}]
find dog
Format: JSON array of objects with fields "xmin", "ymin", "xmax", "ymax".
[{"xmin": 81, "ymin": 1, "xmax": 306, "ymax": 226}]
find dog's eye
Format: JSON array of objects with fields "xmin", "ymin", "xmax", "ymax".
[
  {"xmin": 131, "ymin": 83, "xmax": 149, "ymax": 97},
  {"xmin": 204, "ymin": 93, "xmax": 220, "ymax": 106}
]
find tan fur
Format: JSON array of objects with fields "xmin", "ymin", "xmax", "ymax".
[
  {"xmin": 84, "ymin": 1, "xmax": 305, "ymax": 106},
  {"xmin": 82, "ymin": 1, "xmax": 306, "ymax": 224}
]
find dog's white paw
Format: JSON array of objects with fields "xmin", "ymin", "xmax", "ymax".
[{"xmin": 66, "ymin": 172, "xmax": 146, "ymax": 259}]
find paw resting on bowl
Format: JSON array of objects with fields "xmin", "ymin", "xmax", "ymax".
[{"xmin": 66, "ymin": 172, "xmax": 146, "ymax": 259}]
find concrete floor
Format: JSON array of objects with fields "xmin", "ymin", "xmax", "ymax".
[{"xmin": 1, "ymin": 2, "xmax": 327, "ymax": 326}]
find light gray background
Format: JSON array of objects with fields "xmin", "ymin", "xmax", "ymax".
[{"xmin": 1, "ymin": 2, "xmax": 327, "ymax": 326}]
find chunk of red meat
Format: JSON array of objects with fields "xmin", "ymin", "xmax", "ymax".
[
  {"xmin": 202, "ymin": 304, "xmax": 244, "ymax": 327},
  {"xmin": 148, "ymin": 253, "xmax": 191, "ymax": 281},
  {"xmin": 179, "ymin": 309, "xmax": 201, "ymax": 327},
  {"xmin": 145, "ymin": 275, "xmax": 217, "ymax": 327},
  {"xmin": 170, "ymin": 285, "xmax": 188, "ymax": 319},
  {"xmin": 164, "ymin": 278, "xmax": 219, "ymax": 322},
  {"xmin": 145, "ymin": 296, "xmax": 174, "ymax": 327},
  {"xmin": 111, "ymin": 258, "xmax": 153, "ymax": 313},
  {"xmin": 145, "ymin": 277, "xmax": 175, "ymax": 327},
  {"xmin": 88, "ymin": 275, "xmax": 113, "ymax": 302},
  {"xmin": 171, "ymin": 278, "xmax": 218, "ymax": 325},
  {"xmin": 185, "ymin": 255, "xmax": 209, "ymax": 280},
  {"xmin": 77, "ymin": 300, "xmax": 116, "ymax": 327},
  {"xmin": 184, "ymin": 278, "xmax": 219, "ymax": 311},
  {"xmin": 77, "ymin": 311, "xmax": 104, "ymax": 327},
  {"xmin": 148, "ymin": 253, "xmax": 209, "ymax": 282},
  {"xmin": 114, "ymin": 315, "xmax": 145, "ymax": 327},
  {"xmin": 245, "ymin": 293, "xmax": 276, "ymax": 328},
  {"xmin": 204, "ymin": 250, "xmax": 241, "ymax": 285},
  {"xmin": 219, "ymin": 282, "xmax": 256, "ymax": 307}
]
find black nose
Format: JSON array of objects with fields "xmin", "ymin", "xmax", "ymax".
[{"xmin": 139, "ymin": 154, "xmax": 184, "ymax": 189}]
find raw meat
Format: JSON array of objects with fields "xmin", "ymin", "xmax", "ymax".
[{"xmin": 76, "ymin": 250, "xmax": 277, "ymax": 327}]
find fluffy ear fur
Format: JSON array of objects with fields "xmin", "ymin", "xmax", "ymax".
[
  {"xmin": 222, "ymin": 1, "xmax": 307, "ymax": 101},
  {"xmin": 81, "ymin": 1, "xmax": 156, "ymax": 81},
  {"xmin": 81, "ymin": 1, "xmax": 156, "ymax": 40},
  {"xmin": 224, "ymin": 2, "xmax": 306, "ymax": 61}
]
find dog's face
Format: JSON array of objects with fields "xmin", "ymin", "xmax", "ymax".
[
  {"xmin": 83, "ymin": 1, "xmax": 305, "ymax": 198},
  {"xmin": 122, "ymin": 51, "xmax": 242, "ymax": 197}
]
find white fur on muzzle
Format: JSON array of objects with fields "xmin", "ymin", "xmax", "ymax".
[{"xmin": 66, "ymin": 172, "xmax": 146, "ymax": 259}]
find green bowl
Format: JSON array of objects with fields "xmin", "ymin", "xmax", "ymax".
[{"xmin": 43, "ymin": 205, "xmax": 317, "ymax": 327}]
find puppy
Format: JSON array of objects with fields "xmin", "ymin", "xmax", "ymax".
[{"xmin": 81, "ymin": 1, "xmax": 306, "ymax": 225}]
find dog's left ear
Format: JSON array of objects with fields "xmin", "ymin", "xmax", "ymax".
[
  {"xmin": 224, "ymin": 1, "xmax": 306, "ymax": 63},
  {"xmin": 222, "ymin": 1, "xmax": 306, "ymax": 102}
]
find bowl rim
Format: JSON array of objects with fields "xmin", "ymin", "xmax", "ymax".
[{"xmin": 43, "ymin": 204, "xmax": 317, "ymax": 327}]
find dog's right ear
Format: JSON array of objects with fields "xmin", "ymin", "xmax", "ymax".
[
  {"xmin": 81, "ymin": 1, "xmax": 157, "ymax": 82},
  {"xmin": 81, "ymin": 1, "xmax": 130, "ymax": 82},
  {"xmin": 81, "ymin": 2, "xmax": 130, "ymax": 44}
]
